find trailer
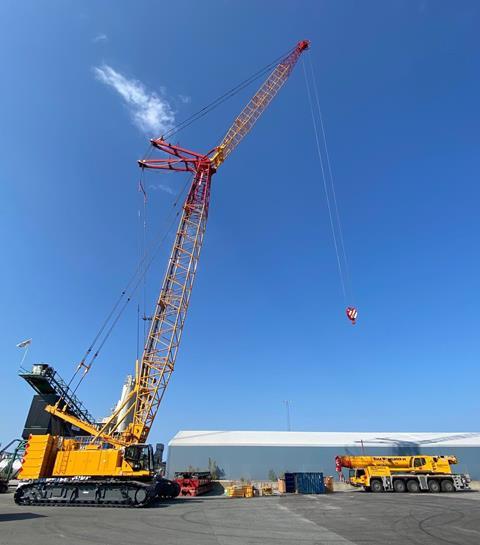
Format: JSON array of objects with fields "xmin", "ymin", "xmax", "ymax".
[{"xmin": 174, "ymin": 471, "xmax": 213, "ymax": 497}]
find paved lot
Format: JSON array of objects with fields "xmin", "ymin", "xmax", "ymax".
[{"xmin": 1, "ymin": 491, "xmax": 480, "ymax": 545}]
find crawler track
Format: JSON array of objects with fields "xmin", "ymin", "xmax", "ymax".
[{"xmin": 14, "ymin": 478, "xmax": 180, "ymax": 508}]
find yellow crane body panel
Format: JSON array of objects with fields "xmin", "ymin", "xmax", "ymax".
[
  {"xmin": 53, "ymin": 447, "xmax": 120, "ymax": 477},
  {"xmin": 18, "ymin": 435, "xmax": 58, "ymax": 480},
  {"xmin": 52, "ymin": 447, "xmax": 150, "ymax": 478},
  {"xmin": 340, "ymin": 455, "xmax": 456, "ymax": 474},
  {"xmin": 19, "ymin": 435, "xmax": 152, "ymax": 480}
]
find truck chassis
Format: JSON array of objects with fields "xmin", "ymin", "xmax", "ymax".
[{"xmin": 366, "ymin": 473, "xmax": 470, "ymax": 493}]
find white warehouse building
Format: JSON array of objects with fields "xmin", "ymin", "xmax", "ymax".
[{"xmin": 167, "ymin": 431, "xmax": 480, "ymax": 480}]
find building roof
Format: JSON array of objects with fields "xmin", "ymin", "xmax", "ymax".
[{"xmin": 169, "ymin": 431, "xmax": 480, "ymax": 448}]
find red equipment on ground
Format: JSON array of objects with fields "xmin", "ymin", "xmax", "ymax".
[{"xmin": 174, "ymin": 471, "xmax": 213, "ymax": 497}]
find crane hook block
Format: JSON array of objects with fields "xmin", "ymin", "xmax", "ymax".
[
  {"xmin": 298, "ymin": 40, "xmax": 310, "ymax": 51},
  {"xmin": 346, "ymin": 307, "xmax": 358, "ymax": 325}
]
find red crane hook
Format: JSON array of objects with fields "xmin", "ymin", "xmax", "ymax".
[{"xmin": 346, "ymin": 307, "xmax": 358, "ymax": 325}]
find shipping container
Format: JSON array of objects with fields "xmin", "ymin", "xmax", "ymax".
[
  {"xmin": 284, "ymin": 473, "xmax": 296, "ymax": 493},
  {"xmin": 284, "ymin": 472, "xmax": 325, "ymax": 494},
  {"xmin": 295, "ymin": 472, "xmax": 325, "ymax": 494}
]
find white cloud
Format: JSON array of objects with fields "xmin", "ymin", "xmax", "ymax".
[
  {"xmin": 149, "ymin": 183, "xmax": 175, "ymax": 195},
  {"xmin": 93, "ymin": 33, "xmax": 108, "ymax": 43},
  {"xmin": 93, "ymin": 65, "xmax": 175, "ymax": 135},
  {"xmin": 178, "ymin": 94, "xmax": 191, "ymax": 104}
]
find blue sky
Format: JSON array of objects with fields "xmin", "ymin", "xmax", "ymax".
[{"xmin": 1, "ymin": 0, "xmax": 479, "ymax": 447}]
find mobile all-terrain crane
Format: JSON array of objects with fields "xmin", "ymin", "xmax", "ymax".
[
  {"xmin": 15, "ymin": 40, "xmax": 310, "ymax": 507},
  {"xmin": 336, "ymin": 455, "xmax": 471, "ymax": 493}
]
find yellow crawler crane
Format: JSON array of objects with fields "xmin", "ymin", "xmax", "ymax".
[
  {"xmin": 336, "ymin": 455, "xmax": 471, "ymax": 493},
  {"xmin": 15, "ymin": 40, "xmax": 309, "ymax": 508}
]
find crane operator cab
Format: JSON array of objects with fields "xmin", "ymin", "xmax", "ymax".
[
  {"xmin": 348, "ymin": 469, "xmax": 365, "ymax": 487},
  {"xmin": 124, "ymin": 444, "xmax": 154, "ymax": 473}
]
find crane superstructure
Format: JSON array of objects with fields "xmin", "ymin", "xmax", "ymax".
[{"xmin": 15, "ymin": 40, "xmax": 309, "ymax": 507}]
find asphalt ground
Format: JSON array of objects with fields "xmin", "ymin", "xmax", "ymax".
[{"xmin": 1, "ymin": 490, "xmax": 480, "ymax": 545}]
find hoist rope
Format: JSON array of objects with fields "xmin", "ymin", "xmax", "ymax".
[
  {"xmin": 136, "ymin": 303, "xmax": 140, "ymax": 364},
  {"xmin": 302, "ymin": 57, "xmax": 347, "ymax": 302},
  {"xmin": 76, "ymin": 46, "xmax": 297, "ymax": 373},
  {"xmin": 68, "ymin": 172, "xmax": 192, "ymax": 394},
  {"xmin": 307, "ymin": 54, "xmax": 354, "ymax": 302},
  {"xmin": 161, "ymin": 46, "xmax": 296, "ymax": 142},
  {"xmin": 68, "ymin": 45, "xmax": 300, "ymax": 393},
  {"xmin": 139, "ymin": 169, "xmax": 148, "ymax": 344},
  {"xmin": 138, "ymin": 46, "xmax": 297, "ymax": 165}
]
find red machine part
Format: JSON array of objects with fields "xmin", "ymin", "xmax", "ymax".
[
  {"xmin": 174, "ymin": 472, "xmax": 213, "ymax": 497},
  {"xmin": 335, "ymin": 456, "xmax": 345, "ymax": 481},
  {"xmin": 335, "ymin": 456, "xmax": 343, "ymax": 472},
  {"xmin": 346, "ymin": 307, "xmax": 358, "ymax": 325}
]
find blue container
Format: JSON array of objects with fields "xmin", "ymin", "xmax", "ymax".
[
  {"xmin": 294, "ymin": 472, "xmax": 325, "ymax": 494},
  {"xmin": 284, "ymin": 473, "xmax": 296, "ymax": 493}
]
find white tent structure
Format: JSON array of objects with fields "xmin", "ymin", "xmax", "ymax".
[{"xmin": 167, "ymin": 431, "xmax": 480, "ymax": 480}]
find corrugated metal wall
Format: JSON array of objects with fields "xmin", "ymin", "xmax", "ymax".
[{"xmin": 167, "ymin": 445, "xmax": 480, "ymax": 480}]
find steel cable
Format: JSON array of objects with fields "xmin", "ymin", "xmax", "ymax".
[{"xmin": 302, "ymin": 57, "xmax": 347, "ymax": 302}]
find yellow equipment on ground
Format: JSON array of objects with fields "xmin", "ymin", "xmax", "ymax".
[
  {"xmin": 336, "ymin": 455, "xmax": 470, "ymax": 494},
  {"xmin": 225, "ymin": 485, "xmax": 254, "ymax": 498}
]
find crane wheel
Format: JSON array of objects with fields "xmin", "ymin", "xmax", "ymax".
[
  {"xmin": 393, "ymin": 479, "xmax": 406, "ymax": 493},
  {"xmin": 406, "ymin": 479, "xmax": 420, "ymax": 493},
  {"xmin": 370, "ymin": 479, "xmax": 384, "ymax": 493},
  {"xmin": 134, "ymin": 487, "xmax": 148, "ymax": 506},
  {"xmin": 441, "ymin": 479, "xmax": 455, "ymax": 493},
  {"xmin": 13, "ymin": 485, "xmax": 28, "ymax": 505},
  {"xmin": 428, "ymin": 479, "xmax": 441, "ymax": 493}
]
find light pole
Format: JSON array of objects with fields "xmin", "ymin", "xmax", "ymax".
[
  {"xmin": 284, "ymin": 400, "xmax": 291, "ymax": 431},
  {"xmin": 16, "ymin": 338, "xmax": 32, "ymax": 371}
]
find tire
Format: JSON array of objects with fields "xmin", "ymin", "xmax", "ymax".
[
  {"xmin": 428, "ymin": 479, "xmax": 441, "ymax": 493},
  {"xmin": 393, "ymin": 479, "xmax": 406, "ymax": 493},
  {"xmin": 370, "ymin": 479, "xmax": 384, "ymax": 493},
  {"xmin": 406, "ymin": 479, "xmax": 420, "ymax": 493},
  {"xmin": 441, "ymin": 479, "xmax": 455, "ymax": 493}
]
